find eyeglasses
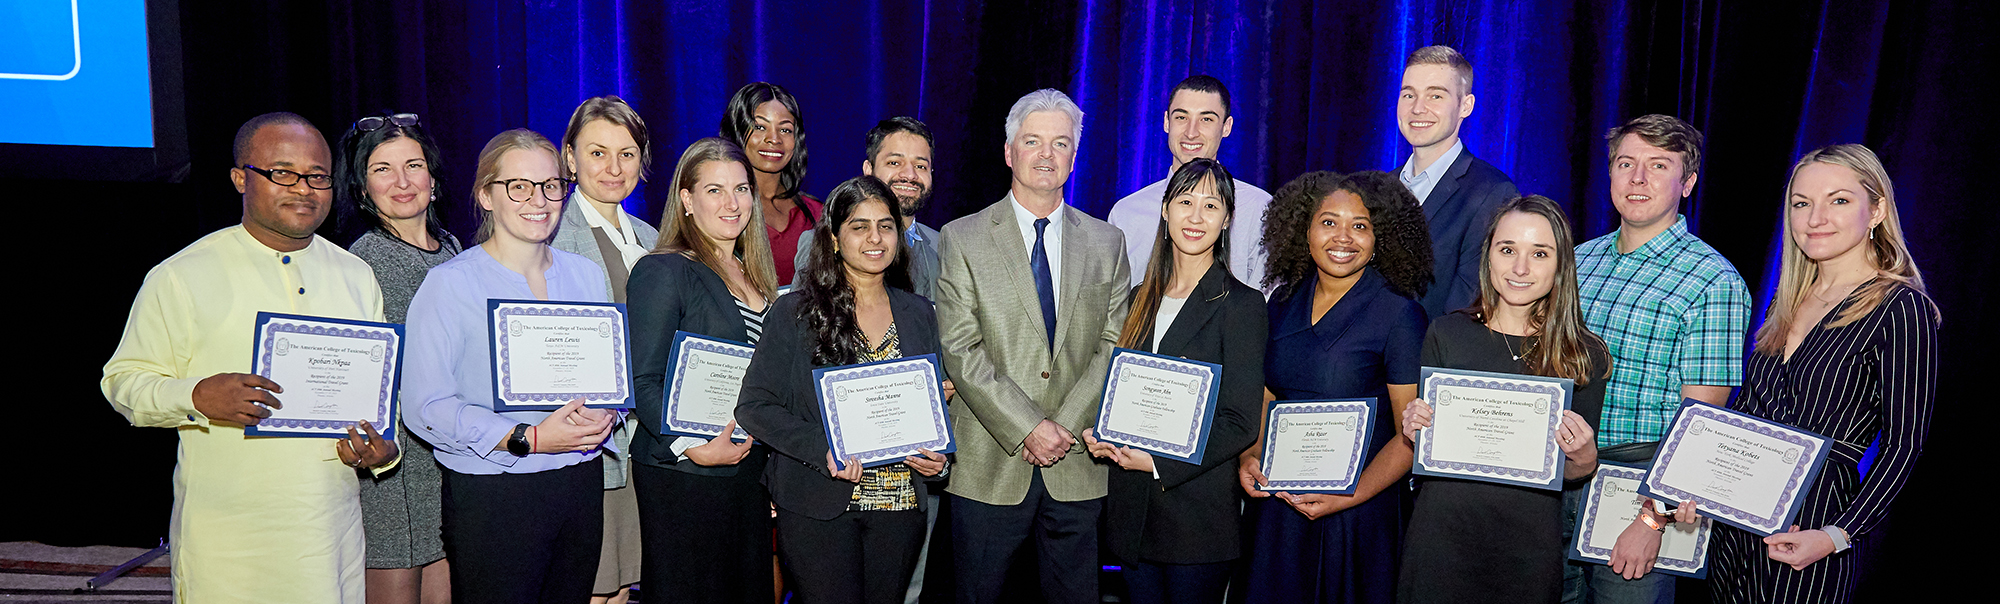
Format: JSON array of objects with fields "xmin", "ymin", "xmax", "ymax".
[
  {"xmin": 241, "ymin": 164, "xmax": 334, "ymax": 190},
  {"xmin": 355, "ymin": 113, "xmax": 420, "ymax": 132},
  {"xmin": 489, "ymin": 178, "xmax": 571, "ymax": 203}
]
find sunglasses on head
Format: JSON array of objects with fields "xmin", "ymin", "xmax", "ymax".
[{"xmin": 355, "ymin": 113, "xmax": 421, "ymax": 132}]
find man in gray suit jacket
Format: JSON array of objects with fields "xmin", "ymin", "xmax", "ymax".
[
  {"xmin": 937, "ymin": 89, "xmax": 1130, "ymax": 604},
  {"xmin": 795, "ymin": 117, "xmax": 943, "ymax": 299}
]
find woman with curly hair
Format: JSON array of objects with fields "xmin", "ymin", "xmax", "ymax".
[{"xmin": 1236, "ymin": 170, "xmax": 1432, "ymax": 604}]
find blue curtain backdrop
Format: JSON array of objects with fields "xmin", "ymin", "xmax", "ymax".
[{"xmin": 24, "ymin": 1, "xmax": 1985, "ymax": 600}]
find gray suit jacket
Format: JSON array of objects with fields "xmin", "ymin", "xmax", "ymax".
[
  {"xmin": 936, "ymin": 196, "xmax": 1130, "ymax": 504},
  {"xmin": 794, "ymin": 221, "xmax": 942, "ymax": 300},
  {"xmin": 549, "ymin": 199, "xmax": 659, "ymax": 488}
]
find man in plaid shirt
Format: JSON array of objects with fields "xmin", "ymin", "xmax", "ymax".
[{"xmin": 1566, "ymin": 114, "xmax": 1750, "ymax": 604}]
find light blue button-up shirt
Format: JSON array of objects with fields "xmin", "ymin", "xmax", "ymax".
[{"xmin": 1398, "ymin": 139, "xmax": 1464, "ymax": 205}]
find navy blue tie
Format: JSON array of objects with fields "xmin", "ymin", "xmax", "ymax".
[{"xmin": 1030, "ymin": 217, "xmax": 1056, "ymax": 350}]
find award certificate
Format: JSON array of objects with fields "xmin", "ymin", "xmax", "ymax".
[
  {"xmin": 1638, "ymin": 401, "xmax": 1831, "ymax": 536},
  {"xmin": 814, "ymin": 354, "xmax": 954, "ymax": 469},
  {"xmin": 664, "ymin": 331, "xmax": 752, "ymax": 439},
  {"xmin": 246, "ymin": 312, "xmax": 402, "ymax": 439},
  {"xmin": 1413, "ymin": 367, "xmax": 1572, "ymax": 490},
  {"xmin": 1258, "ymin": 399, "xmax": 1376, "ymax": 494},
  {"xmin": 1569, "ymin": 462, "xmax": 1712, "ymax": 579},
  {"xmin": 488, "ymin": 299, "xmax": 633, "ymax": 410},
  {"xmin": 1093, "ymin": 348, "xmax": 1223, "ymax": 464}
]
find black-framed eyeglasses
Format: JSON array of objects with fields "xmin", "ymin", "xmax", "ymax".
[
  {"xmin": 489, "ymin": 178, "xmax": 571, "ymax": 203},
  {"xmin": 241, "ymin": 164, "xmax": 334, "ymax": 190},
  {"xmin": 355, "ymin": 113, "xmax": 421, "ymax": 132}
]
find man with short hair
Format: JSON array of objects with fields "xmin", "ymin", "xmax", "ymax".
[
  {"xmin": 102, "ymin": 112, "xmax": 399, "ymax": 602},
  {"xmin": 1107, "ymin": 75, "xmax": 1273, "ymax": 291},
  {"xmin": 937, "ymin": 88, "xmax": 1129, "ymax": 604},
  {"xmin": 1567, "ymin": 114, "xmax": 1750, "ymax": 604},
  {"xmin": 795, "ymin": 116, "xmax": 943, "ymax": 299},
  {"xmin": 1394, "ymin": 45, "xmax": 1521, "ymax": 318}
]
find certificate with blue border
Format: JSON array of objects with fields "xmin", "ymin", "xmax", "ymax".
[
  {"xmin": 664, "ymin": 331, "xmax": 752, "ymax": 440},
  {"xmin": 487, "ymin": 299, "xmax": 633, "ymax": 411},
  {"xmin": 1638, "ymin": 400, "xmax": 1831, "ymax": 536},
  {"xmin": 1570, "ymin": 462, "xmax": 1712, "ymax": 579},
  {"xmin": 1093, "ymin": 348, "xmax": 1223, "ymax": 465},
  {"xmin": 1258, "ymin": 399, "xmax": 1376, "ymax": 494},
  {"xmin": 1413, "ymin": 367, "xmax": 1572, "ymax": 491},
  {"xmin": 246, "ymin": 312, "xmax": 401, "ymax": 440},
  {"xmin": 814, "ymin": 354, "xmax": 954, "ymax": 469}
]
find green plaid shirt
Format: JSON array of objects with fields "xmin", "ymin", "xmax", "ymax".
[{"xmin": 1576, "ymin": 216, "xmax": 1750, "ymax": 447}]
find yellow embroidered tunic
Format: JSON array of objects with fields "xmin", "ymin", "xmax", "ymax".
[{"xmin": 102, "ymin": 226, "xmax": 385, "ymax": 603}]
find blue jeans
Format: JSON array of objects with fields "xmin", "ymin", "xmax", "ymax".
[{"xmin": 1561, "ymin": 487, "xmax": 1676, "ymax": 604}]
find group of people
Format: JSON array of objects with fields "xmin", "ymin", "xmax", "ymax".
[{"xmin": 102, "ymin": 45, "xmax": 1935, "ymax": 604}]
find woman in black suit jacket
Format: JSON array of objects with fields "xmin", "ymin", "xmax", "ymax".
[
  {"xmin": 736, "ymin": 176, "xmax": 952, "ymax": 604},
  {"xmin": 1083, "ymin": 158, "xmax": 1267, "ymax": 604},
  {"xmin": 627, "ymin": 138, "xmax": 782, "ymax": 604}
]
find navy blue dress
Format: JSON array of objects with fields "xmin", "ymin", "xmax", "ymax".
[{"xmin": 1244, "ymin": 268, "xmax": 1426, "ymax": 604}]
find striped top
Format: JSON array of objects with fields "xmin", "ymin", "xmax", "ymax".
[
  {"xmin": 1575, "ymin": 216, "xmax": 1751, "ymax": 447},
  {"xmin": 1733, "ymin": 282, "xmax": 1937, "ymax": 542},
  {"xmin": 737, "ymin": 298, "xmax": 766, "ymax": 345},
  {"xmin": 847, "ymin": 322, "xmax": 920, "ymax": 512}
]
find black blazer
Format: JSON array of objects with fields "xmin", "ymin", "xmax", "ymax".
[
  {"xmin": 735, "ymin": 287, "xmax": 945, "ymax": 520},
  {"xmin": 1418, "ymin": 149, "xmax": 1519, "ymax": 319},
  {"xmin": 1105, "ymin": 262, "xmax": 1267, "ymax": 565},
  {"xmin": 628, "ymin": 253, "xmax": 769, "ymax": 476}
]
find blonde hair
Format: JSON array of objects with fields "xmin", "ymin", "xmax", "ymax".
[
  {"xmin": 471, "ymin": 129, "xmax": 560, "ymax": 244},
  {"xmin": 1754, "ymin": 144, "xmax": 1935, "ymax": 354},
  {"xmin": 650, "ymin": 137, "xmax": 778, "ymax": 301},
  {"xmin": 1406, "ymin": 45, "xmax": 1474, "ymax": 93}
]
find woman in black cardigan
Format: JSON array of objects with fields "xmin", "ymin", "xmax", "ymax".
[
  {"xmin": 1082, "ymin": 158, "xmax": 1267, "ymax": 604},
  {"xmin": 627, "ymin": 138, "xmax": 781, "ymax": 604},
  {"xmin": 736, "ymin": 176, "xmax": 953, "ymax": 604}
]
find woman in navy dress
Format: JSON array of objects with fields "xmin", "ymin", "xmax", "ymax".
[
  {"xmin": 1706, "ymin": 144, "xmax": 1938, "ymax": 604},
  {"xmin": 1236, "ymin": 171, "xmax": 1433, "ymax": 604}
]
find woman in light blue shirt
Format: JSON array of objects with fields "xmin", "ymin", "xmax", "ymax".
[{"xmin": 402, "ymin": 128, "xmax": 619, "ymax": 604}]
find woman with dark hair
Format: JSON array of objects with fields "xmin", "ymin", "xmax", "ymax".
[
  {"xmin": 1078, "ymin": 158, "xmax": 1266, "ymax": 604},
  {"xmin": 333, "ymin": 111, "xmax": 456, "ymax": 604},
  {"xmin": 1236, "ymin": 171, "xmax": 1433, "ymax": 604},
  {"xmin": 735, "ymin": 175, "xmax": 953, "ymax": 604},
  {"xmin": 1395, "ymin": 195, "xmax": 1610, "ymax": 603},
  {"xmin": 626, "ymin": 137, "xmax": 779, "ymax": 604},
  {"xmin": 1705, "ymin": 145, "xmax": 1937, "ymax": 604},
  {"xmin": 549, "ymin": 95, "xmax": 659, "ymax": 604},
  {"xmin": 402, "ymin": 129, "xmax": 619, "ymax": 603},
  {"xmin": 719, "ymin": 81, "xmax": 819, "ymax": 287}
]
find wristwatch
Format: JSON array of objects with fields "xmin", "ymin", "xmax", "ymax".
[{"xmin": 507, "ymin": 424, "xmax": 533, "ymax": 456}]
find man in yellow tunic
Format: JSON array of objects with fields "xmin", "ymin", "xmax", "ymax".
[{"xmin": 102, "ymin": 113, "xmax": 400, "ymax": 603}]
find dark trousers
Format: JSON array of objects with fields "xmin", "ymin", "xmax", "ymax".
[
  {"xmin": 632, "ymin": 462, "xmax": 774, "ymax": 604},
  {"xmin": 950, "ymin": 468, "xmax": 1103, "ymax": 604},
  {"xmin": 777, "ymin": 507, "xmax": 927, "ymax": 604},
  {"xmin": 441, "ymin": 458, "xmax": 603, "ymax": 604},
  {"xmin": 1124, "ymin": 559, "xmax": 1231, "ymax": 604}
]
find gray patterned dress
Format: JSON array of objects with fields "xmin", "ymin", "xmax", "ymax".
[{"xmin": 349, "ymin": 228, "xmax": 461, "ymax": 568}]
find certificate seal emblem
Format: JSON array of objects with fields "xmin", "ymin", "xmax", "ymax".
[
  {"xmin": 369, "ymin": 345, "xmax": 384, "ymax": 363},
  {"xmin": 597, "ymin": 322, "xmax": 611, "ymax": 338},
  {"xmin": 1186, "ymin": 379, "xmax": 1200, "ymax": 395},
  {"xmin": 1278, "ymin": 418, "xmax": 1291, "ymax": 433},
  {"xmin": 1602, "ymin": 481, "xmax": 1626, "ymax": 499},
  {"xmin": 1691, "ymin": 420, "xmax": 1707, "ymax": 437},
  {"xmin": 274, "ymin": 337, "xmax": 291, "ymax": 356},
  {"xmin": 1533, "ymin": 397, "xmax": 1548, "ymax": 414},
  {"xmin": 1437, "ymin": 391, "xmax": 1454, "ymax": 407},
  {"xmin": 1782, "ymin": 448, "xmax": 1800, "ymax": 464},
  {"xmin": 1343, "ymin": 416, "xmax": 1357, "ymax": 431},
  {"xmin": 836, "ymin": 386, "xmax": 850, "ymax": 401},
  {"xmin": 509, "ymin": 320, "xmax": 523, "ymax": 337}
]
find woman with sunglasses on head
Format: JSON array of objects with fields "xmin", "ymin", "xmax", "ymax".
[
  {"xmin": 626, "ymin": 138, "xmax": 779, "ymax": 604},
  {"xmin": 548, "ymin": 95, "xmax": 660, "ymax": 604},
  {"xmin": 1394, "ymin": 195, "xmax": 1610, "ymax": 603},
  {"xmin": 334, "ymin": 111, "xmax": 458, "ymax": 604},
  {"xmin": 719, "ymin": 82, "xmax": 818, "ymax": 288},
  {"xmin": 734, "ymin": 175, "xmax": 952, "ymax": 604},
  {"xmin": 1703, "ymin": 145, "xmax": 1937, "ymax": 604},
  {"xmin": 1076, "ymin": 158, "xmax": 1266, "ymax": 604},
  {"xmin": 1237, "ymin": 171, "xmax": 1432, "ymax": 604},
  {"xmin": 402, "ymin": 129, "xmax": 620, "ymax": 603}
]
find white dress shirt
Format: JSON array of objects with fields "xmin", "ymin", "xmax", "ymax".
[{"xmin": 1009, "ymin": 192, "xmax": 1066, "ymax": 316}]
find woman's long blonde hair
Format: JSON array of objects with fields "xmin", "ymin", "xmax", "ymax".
[
  {"xmin": 1753, "ymin": 144, "xmax": 1934, "ymax": 354},
  {"xmin": 650, "ymin": 137, "xmax": 778, "ymax": 301}
]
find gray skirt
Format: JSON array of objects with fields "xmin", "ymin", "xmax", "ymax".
[{"xmin": 357, "ymin": 417, "xmax": 447, "ymax": 568}]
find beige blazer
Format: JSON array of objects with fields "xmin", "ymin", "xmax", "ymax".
[{"xmin": 936, "ymin": 195, "xmax": 1130, "ymax": 505}]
